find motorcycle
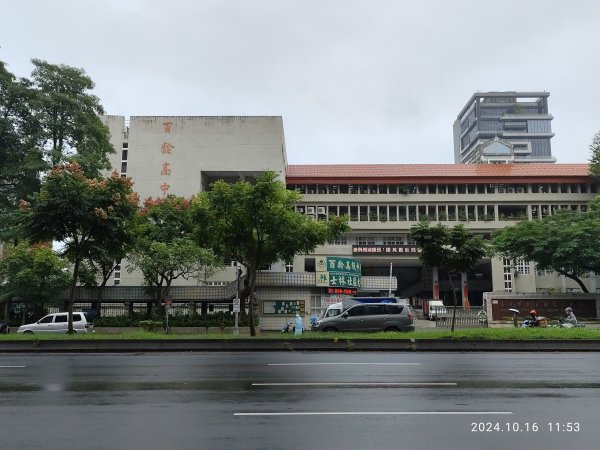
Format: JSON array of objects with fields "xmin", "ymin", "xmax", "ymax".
[
  {"xmin": 0, "ymin": 322, "xmax": 10, "ymax": 334},
  {"xmin": 552, "ymin": 319, "xmax": 585, "ymax": 328},
  {"xmin": 280, "ymin": 319, "xmax": 293, "ymax": 333}
]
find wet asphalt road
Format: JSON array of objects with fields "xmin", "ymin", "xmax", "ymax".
[{"xmin": 0, "ymin": 352, "xmax": 598, "ymax": 450}]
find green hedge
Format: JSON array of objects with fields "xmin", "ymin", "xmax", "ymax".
[{"xmin": 94, "ymin": 311, "xmax": 259, "ymax": 328}]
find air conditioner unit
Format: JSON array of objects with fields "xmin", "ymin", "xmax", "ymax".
[
  {"xmin": 306, "ymin": 206, "xmax": 315, "ymax": 215},
  {"xmin": 516, "ymin": 187, "xmax": 525, "ymax": 193},
  {"xmin": 317, "ymin": 206, "xmax": 326, "ymax": 215}
]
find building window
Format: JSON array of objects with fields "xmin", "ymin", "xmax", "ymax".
[
  {"xmin": 383, "ymin": 236, "xmax": 403, "ymax": 245},
  {"xmin": 514, "ymin": 260, "xmax": 530, "ymax": 275},
  {"xmin": 536, "ymin": 268, "xmax": 552, "ymax": 277},
  {"xmin": 285, "ymin": 261, "xmax": 294, "ymax": 273},
  {"xmin": 329, "ymin": 236, "xmax": 348, "ymax": 245},
  {"xmin": 398, "ymin": 205, "xmax": 407, "ymax": 221},
  {"xmin": 503, "ymin": 258, "xmax": 513, "ymax": 292},
  {"xmin": 356, "ymin": 236, "xmax": 375, "ymax": 245}
]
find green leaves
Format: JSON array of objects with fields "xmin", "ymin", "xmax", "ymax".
[
  {"xmin": 491, "ymin": 208, "xmax": 600, "ymax": 292},
  {"xmin": 588, "ymin": 131, "xmax": 600, "ymax": 180},
  {"xmin": 0, "ymin": 242, "xmax": 70, "ymax": 305},
  {"xmin": 129, "ymin": 195, "xmax": 219, "ymax": 303},
  {"xmin": 410, "ymin": 221, "xmax": 486, "ymax": 274}
]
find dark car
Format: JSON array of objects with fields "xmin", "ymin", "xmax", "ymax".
[{"xmin": 315, "ymin": 303, "xmax": 415, "ymax": 332}]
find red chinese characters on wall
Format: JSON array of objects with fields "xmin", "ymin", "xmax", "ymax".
[
  {"xmin": 159, "ymin": 121, "xmax": 175, "ymax": 195},
  {"xmin": 160, "ymin": 142, "xmax": 175, "ymax": 154},
  {"xmin": 161, "ymin": 162, "xmax": 171, "ymax": 176}
]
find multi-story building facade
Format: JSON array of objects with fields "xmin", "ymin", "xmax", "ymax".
[
  {"xmin": 286, "ymin": 163, "xmax": 598, "ymax": 309},
  {"xmin": 99, "ymin": 116, "xmax": 598, "ymax": 329},
  {"xmin": 453, "ymin": 91, "xmax": 556, "ymax": 164}
]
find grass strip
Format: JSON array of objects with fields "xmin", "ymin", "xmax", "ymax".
[{"xmin": 1, "ymin": 327, "xmax": 599, "ymax": 340}]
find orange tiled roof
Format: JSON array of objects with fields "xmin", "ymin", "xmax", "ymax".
[{"xmin": 286, "ymin": 163, "xmax": 591, "ymax": 183}]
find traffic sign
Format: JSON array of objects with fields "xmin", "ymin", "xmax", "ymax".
[{"xmin": 233, "ymin": 298, "xmax": 241, "ymax": 313}]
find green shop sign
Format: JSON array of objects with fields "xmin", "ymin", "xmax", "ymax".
[{"xmin": 315, "ymin": 257, "xmax": 362, "ymax": 288}]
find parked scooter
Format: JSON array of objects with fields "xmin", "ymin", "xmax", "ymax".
[
  {"xmin": 0, "ymin": 322, "xmax": 9, "ymax": 334},
  {"xmin": 281, "ymin": 319, "xmax": 293, "ymax": 333}
]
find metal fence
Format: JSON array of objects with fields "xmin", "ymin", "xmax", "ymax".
[{"xmin": 435, "ymin": 306, "xmax": 488, "ymax": 328}]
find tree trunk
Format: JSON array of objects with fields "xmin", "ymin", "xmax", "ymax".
[
  {"xmin": 448, "ymin": 273, "xmax": 458, "ymax": 332},
  {"xmin": 558, "ymin": 271, "xmax": 589, "ymax": 293},
  {"xmin": 96, "ymin": 280, "xmax": 107, "ymax": 319},
  {"xmin": 68, "ymin": 255, "xmax": 80, "ymax": 334},
  {"xmin": 248, "ymin": 268, "xmax": 257, "ymax": 336},
  {"xmin": 3, "ymin": 300, "xmax": 9, "ymax": 322}
]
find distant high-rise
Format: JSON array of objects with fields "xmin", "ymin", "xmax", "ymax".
[{"xmin": 453, "ymin": 91, "xmax": 556, "ymax": 164}]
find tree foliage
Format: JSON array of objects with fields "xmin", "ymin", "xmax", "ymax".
[
  {"xmin": 1, "ymin": 57, "xmax": 114, "ymax": 241},
  {"xmin": 588, "ymin": 131, "xmax": 600, "ymax": 180},
  {"xmin": 195, "ymin": 171, "xmax": 349, "ymax": 335},
  {"xmin": 491, "ymin": 207, "xmax": 600, "ymax": 292},
  {"xmin": 0, "ymin": 242, "xmax": 70, "ymax": 317},
  {"xmin": 129, "ymin": 195, "xmax": 219, "ymax": 311},
  {"xmin": 30, "ymin": 59, "xmax": 114, "ymax": 177},
  {"xmin": 0, "ymin": 61, "xmax": 45, "ymax": 239},
  {"xmin": 20, "ymin": 163, "xmax": 139, "ymax": 332},
  {"xmin": 410, "ymin": 221, "xmax": 487, "ymax": 331}
]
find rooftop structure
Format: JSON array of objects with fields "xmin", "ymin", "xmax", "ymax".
[{"xmin": 453, "ymin": 91, "xmax": 556, "ymax": 164}]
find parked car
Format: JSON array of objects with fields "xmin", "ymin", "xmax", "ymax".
[
  {"xmin": 17, "ymin": 312, "xmax": 92, "ymax": 334},
  {"xmin": 314, "ymin": 303, "xmax": 415, "ymax": 332},
  {"xmin": 424, "ymin": 300, "xmax": 448, "ymax": 320}
]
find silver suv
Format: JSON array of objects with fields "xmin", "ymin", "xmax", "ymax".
[
  {"xmin": 17, "ymin": 312, "xmax": 92, "ymax": 334},
  {"xmin": 315, "ymin": 303, "xmax": 415, "ymax": 332}
]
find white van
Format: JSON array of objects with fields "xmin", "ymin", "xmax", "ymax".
[
  {"xmin": 17, "ymin": 312, "xmax": 92, "ymax": 334},
  {"xmin": 425, "ymin": 300, "xmax": 448, "ymax": 321}
]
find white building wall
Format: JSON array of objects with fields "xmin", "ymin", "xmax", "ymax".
[{"xmin": 101, "ymin": 115, "xmax": 288, "ymax": 286}]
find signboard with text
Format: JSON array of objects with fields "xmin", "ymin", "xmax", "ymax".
[
  {"xmin": 352, "ymin": 245, "xmax": 421, "ymax": 256},
  {"xmin": 316, "ymin": 256, "xmax": 362, "ymax": 289}
]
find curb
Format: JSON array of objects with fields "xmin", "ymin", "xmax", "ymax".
[{"xmin": 1, "ymin": 339, "xmax": 600, "ymax": 352}]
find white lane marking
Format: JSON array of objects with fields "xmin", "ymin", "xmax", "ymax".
[
  {"xmin": 0, "ymin": 365, "xmax": 26, "ymax": 368},
  {"xmin": 252, "ymin": 382, "xmax": 457, "ymax": 386},
  {"xmin": 235, "ymin": 411, "xmax": 513, "ymax": 417},
  {"xmin": 268, "ymin": 363, "xmax": 421, "ymax": 366}
]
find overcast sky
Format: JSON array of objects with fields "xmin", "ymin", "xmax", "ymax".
[{"xmin": 2, "ymin": 0, "xmax": 599, "ymax": 165}]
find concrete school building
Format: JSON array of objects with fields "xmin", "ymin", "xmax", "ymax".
[{"xmin": 100, "ymin": 115, "xmax": 599, "ymax": 329}]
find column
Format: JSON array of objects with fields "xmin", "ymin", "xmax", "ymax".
[
  {"xmin": 432, "ymin": 266, "xmax": 440, "ymax": 300},
  {"xmin": 461, "ymin": 272, "xmax": 469, "ymax": 308}
]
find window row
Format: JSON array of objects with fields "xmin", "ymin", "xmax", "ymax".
[
  {"xmin": 328, "ymin": 235, "xmax": 421, "ymax": 246},
  {"xmin": 297, "ymin": 203, "xmax": 588, "ymax": 222},
  {"xmin": 289, "ymin": 183, "xmax": 598, "ymax": 195}
]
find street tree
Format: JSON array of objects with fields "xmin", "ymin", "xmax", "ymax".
[
  {"xmin": 588, "ymin": 131, "xmax": 600, "ymax": 179},
  {"xmin": 128, "ymin": 196, "xmax": 219, "ymax": 314},
  {"xmin": 196, "ymin": 171, "xmax": 349, "ymax": 336},
  {"xmin": 491, "ymin": 208, "xmax": 600, "ymax": 293},
  {"xmin": 410, "ymin": 221, "xmax": 487, "ymax": 331},
  {"xmin": 20, "ymin": 163, "xmax": 139, "ymax": 333},
  {"xmin": 0, "ymin": 60, "xmax": 45, "ymax": 240},
  {"xmin": 30, "ymin": 59, "xmax": 114, "ymax": 177},
  {"xmin": 0, "ymin": 242, "xmax": 70, "ymax": 322}
]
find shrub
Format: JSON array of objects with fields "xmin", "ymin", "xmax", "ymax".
[{"xmin": 139, "ymin": 320, "xmax": 163, "ymax": 332}]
